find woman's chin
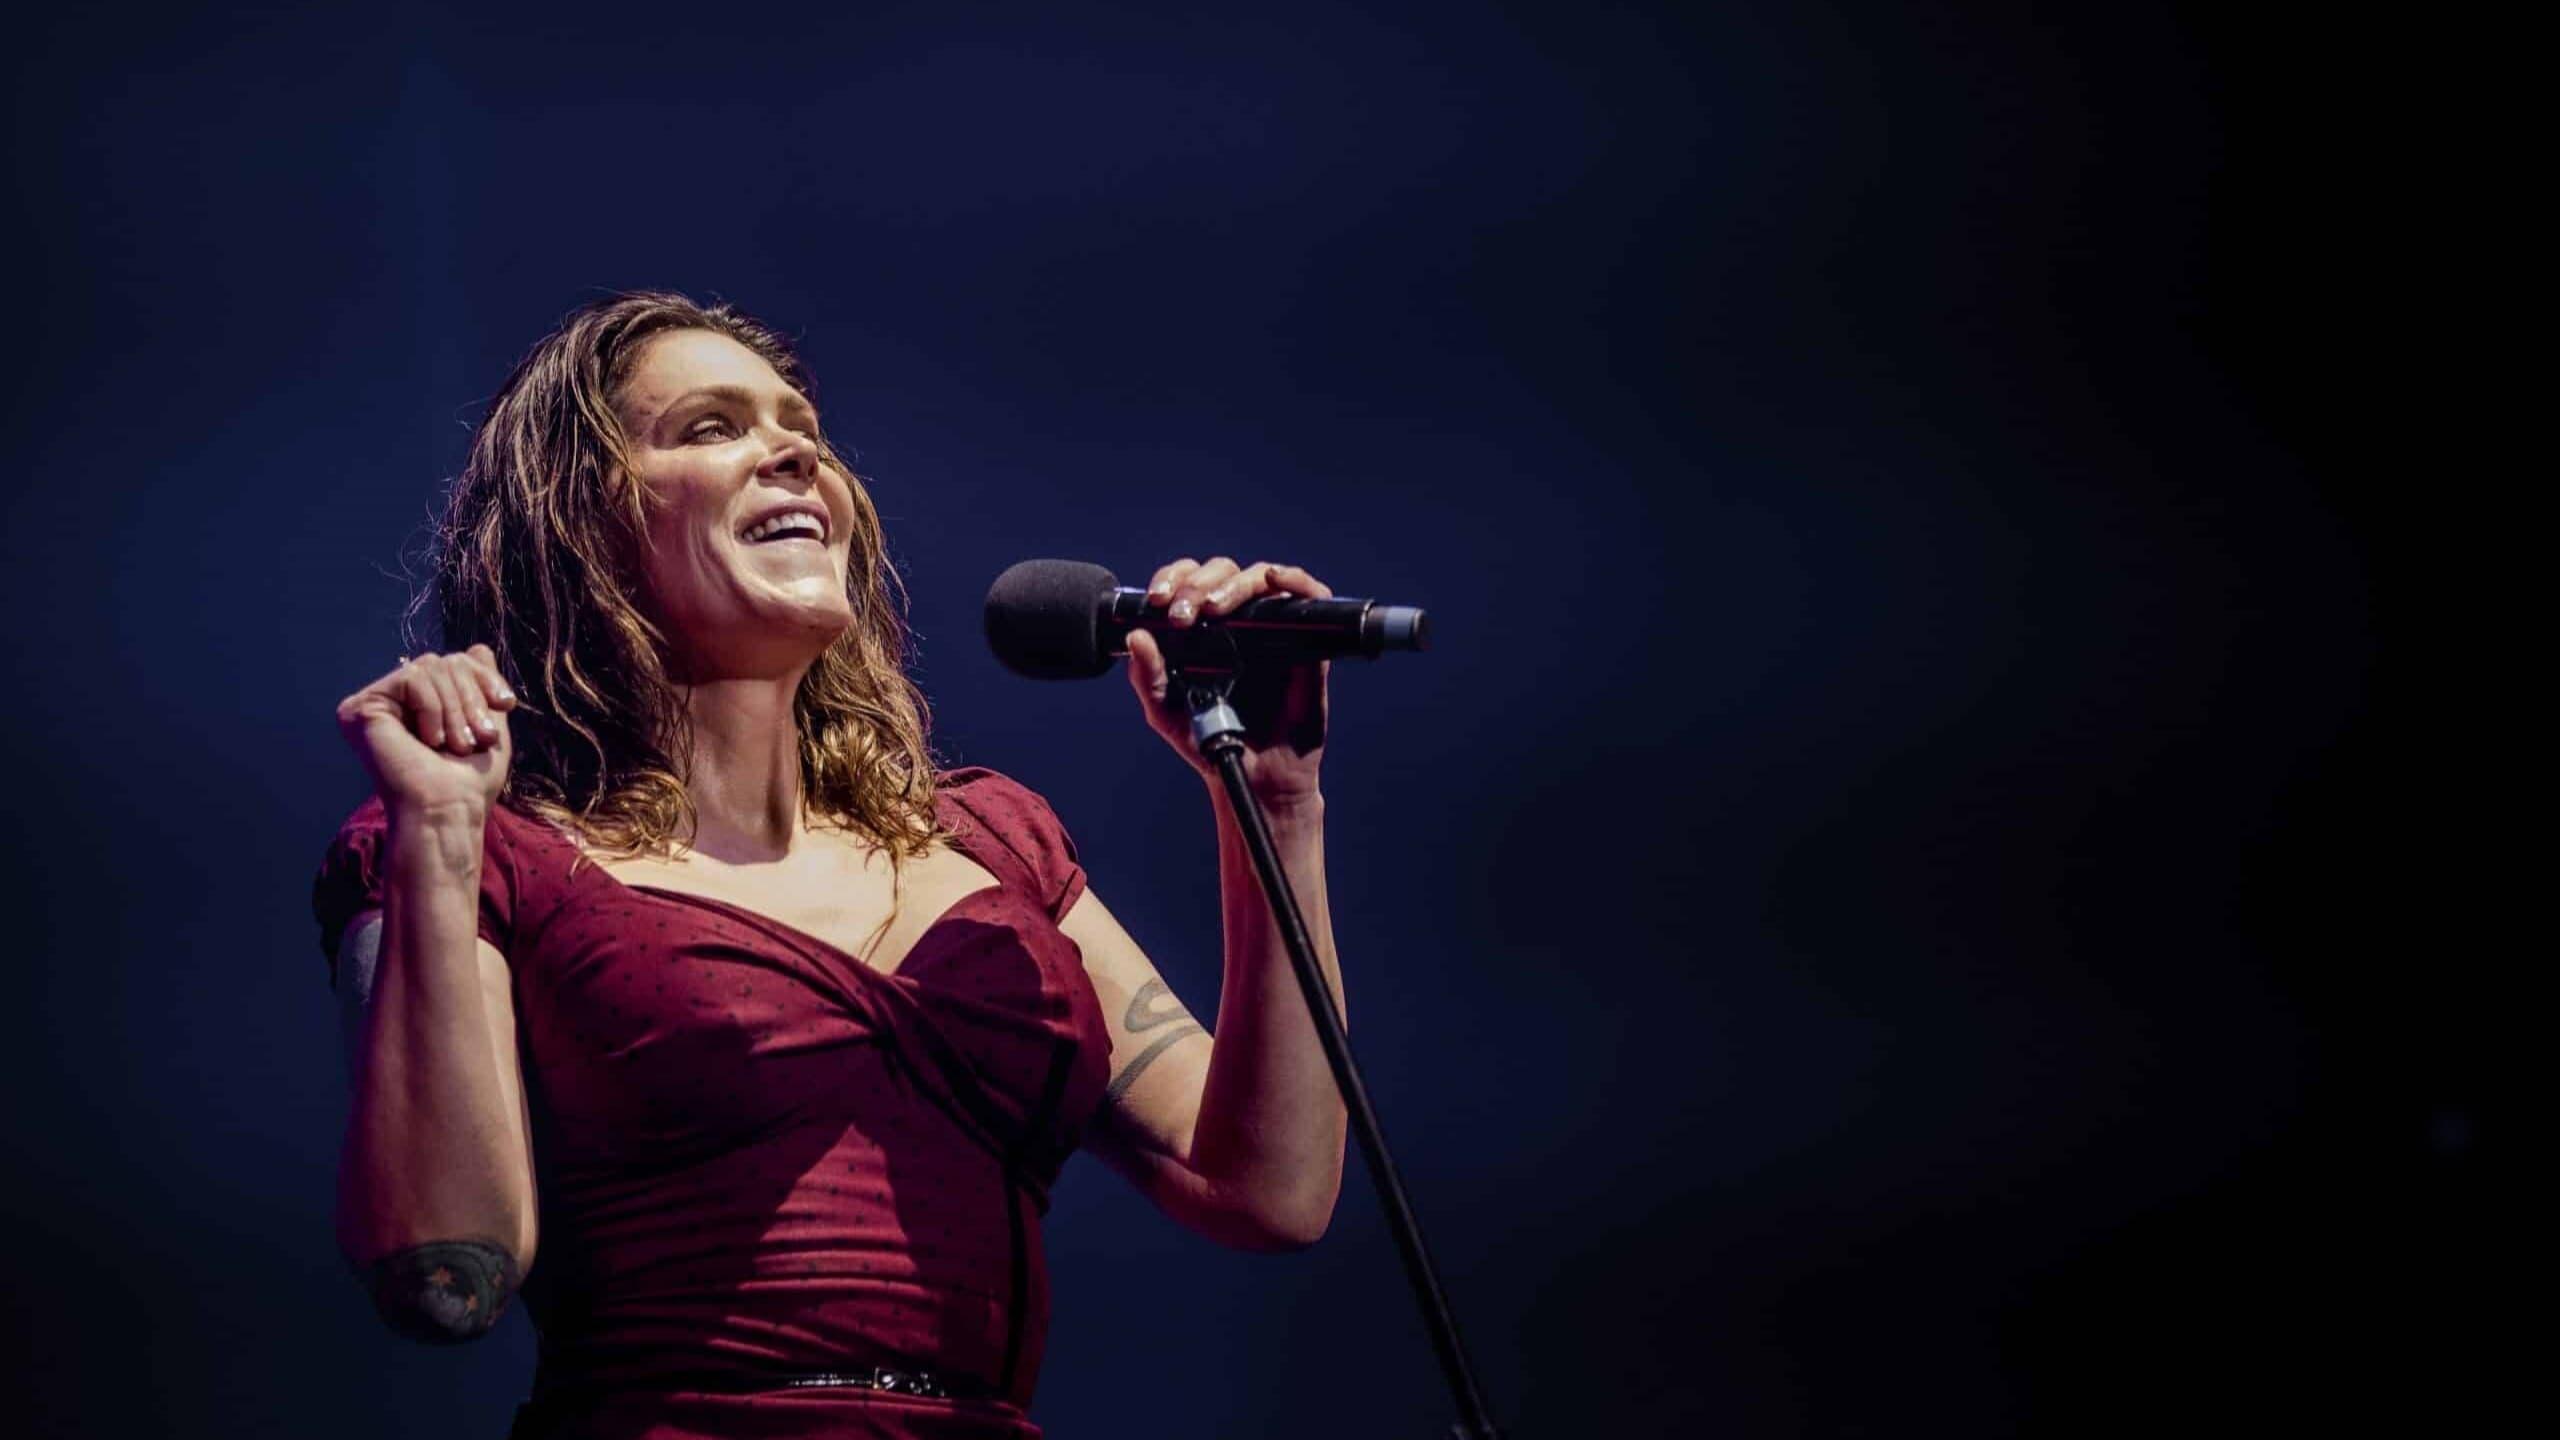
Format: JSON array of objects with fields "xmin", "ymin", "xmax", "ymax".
[
  {"xmin": 773, "ymin": 601, "xmax": 856, "ymax": 643},
  {"xmin": 676, "ymin": 608, "xmax": 853, "ymax": 681},
  {"xmin": 749, "ymin": 577, "xmax": 857, "ymax": 632},
  {"xmin": 654, "ymin": 579, "xmax": 858, "ymax": 676}
]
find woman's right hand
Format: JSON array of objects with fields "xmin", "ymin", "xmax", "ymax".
[{"xmin": 335, "ymin": 645, "xmax": 517, "ymax": 815}]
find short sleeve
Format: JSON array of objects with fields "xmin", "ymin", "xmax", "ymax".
[
  {"xmin": 311, "ymin": 795, "xmax": 518, "ymax": 983},
  {"xmin": 939, "ymin": 767, "xmax": 1089, "ymax": 921}
]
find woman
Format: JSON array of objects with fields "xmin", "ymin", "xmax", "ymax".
[{"xmin": 315, "ymin": 291, "xmax": 1349, "ymax": 1438}]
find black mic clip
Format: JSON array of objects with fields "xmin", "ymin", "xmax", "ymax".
[
  {"xmin": 1178, "ymin": 671, "xmax": 1249, "ymax": 757},
  {"xmin": 1148, "ymin": 626, "xmax": 1248, "ymax": 753},
  {"xmin": 1171, "ymin": 634, "xmax": 1326, "ymax": 759}
]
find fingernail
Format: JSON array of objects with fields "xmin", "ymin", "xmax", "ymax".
[
  {"xmin": 1148, "ymin": 581, "xmax": 1172, "ymax": 600},
  {"xmin": 495, "ymin": 686, "xmax": 516, "ymax": 703},
  {"xmin": 1169, "ymin": 599, "xmax": 1195, "ymax": 623}
]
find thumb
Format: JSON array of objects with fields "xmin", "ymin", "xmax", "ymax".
[{"xmin": 1126, "ymin": 629, "xmax": 1171, "ymax": 708}]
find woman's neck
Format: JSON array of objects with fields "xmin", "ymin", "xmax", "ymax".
[{"xmin": 675, "ymin": 671, "xmax": 811, "ymax": 862}]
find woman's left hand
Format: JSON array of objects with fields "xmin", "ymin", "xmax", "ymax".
[{"xmin": 1125, "ymin": 556, "xmax": 1330, "ymax": 802}]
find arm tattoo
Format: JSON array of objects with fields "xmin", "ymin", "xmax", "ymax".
[
  {"xmin": 1108, "ymin": 980, "xmax": 1206, "ymax": 1105},
  {"xmin": 1124, "ymin": 978, "xmax": 1193, "ymax": 1033},
  {"xmin": 362, "ymin": 1239, "xmax": 521, "ymax": 1344}
]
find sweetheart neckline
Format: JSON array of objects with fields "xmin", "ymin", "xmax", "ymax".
[
  {"xmin": 575, "ymin": 789, "xmax": 1021, "ymax": 982},
  {"xmin": 506, "ymin": 769, "xmax": 1048, "ymax": 981},
  {"xmin": 613, "ymin": 878, "xmax": 1010, "ymax": 982}
]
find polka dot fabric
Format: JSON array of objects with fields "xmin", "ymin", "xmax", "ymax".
[{"xmin": 314, "ymin": 767, "xmax": 1113, "ymax": 1438}]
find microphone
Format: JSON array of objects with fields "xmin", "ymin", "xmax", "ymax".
[{"xmin": 984, "ymin": 559, "xmax": 1429, "ymax": 680}]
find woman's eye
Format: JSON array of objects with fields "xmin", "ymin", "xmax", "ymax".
[{"xmin": 686, "ymin": 416, "xmax": 738, "ymax": 441}]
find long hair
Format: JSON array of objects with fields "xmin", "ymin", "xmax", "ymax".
[{"xmin": 415, "ymin": 290, "xmax": 946, "ymax": 862}]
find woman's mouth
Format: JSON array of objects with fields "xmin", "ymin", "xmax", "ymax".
[{"xmin": 739, "ymin": 510, "xmax": 828, "ymax": 545}]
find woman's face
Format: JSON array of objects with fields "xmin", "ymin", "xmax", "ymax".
[{"xmin": 615, "ymin": 328, "xmax": 860, "ymax": 678}]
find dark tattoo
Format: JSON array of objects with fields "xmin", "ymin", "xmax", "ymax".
[
  {"xmin": 1123, "ymin": 979, "xmax": 1192, "ymax": 1033},
  {"xmin": 1109, "ymin": 982, "xmax": 1205, "ymax": 1105},
  {"xmin": 363, "ymin": 1239, "xmax": 520, "ymax": 1344},
  {"xmin": 1106, "ymin": 1025, "xmax": 1207, "ymax": 1104}
]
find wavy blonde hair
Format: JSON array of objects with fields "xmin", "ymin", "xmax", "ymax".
[{"xmin": 416, "ymin": 290, "xmax": 947, "ymax": 861}]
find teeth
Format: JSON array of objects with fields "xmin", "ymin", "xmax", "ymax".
[{"xmin": 741, "ymin": 512, "xmax": 824, "ymax": 543}]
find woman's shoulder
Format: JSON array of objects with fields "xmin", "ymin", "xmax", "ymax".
[
  {"xmin": 934, "ymin": 762, "xmax": 1038, "ymax": 802},
  {"xmin": 312, "ymin": 793, "xmax": 583, "ymax": 962},
  {"xmin": 933, "ymin": 765, "xmax": 1087, "ymax": 918},
  {"xmin": 935, "ymin": 764, "xmax": 1073, "ymax": 833}
]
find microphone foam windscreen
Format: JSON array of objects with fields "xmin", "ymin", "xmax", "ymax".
[{"xmin": 984, "ymin": 559, "xmax": 1120, "ymax": 679}]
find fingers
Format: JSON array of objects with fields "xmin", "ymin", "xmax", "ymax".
[
  {"xmin": 425, "ymin": 658, "xmax": 481, "ymax": 756},
  {"xmin": 1144, "ymin": 557, "xmax": 1214, "ymax": 625},
  {"xmin": 1195, "ymin": 560, "xmax": 1266, "ymax": 622},
  {"xmin": 1143, "ymin": 558, "xmax": 1198, "ymax": 604},
  {"xmin": 464, "ymin": 644, "xmax": 518, "ymax": 711},
  {"xmin": 1125, "ymin": 628, "xmax": 1171, "ymax": 708},
  {"xmin": 373, "ymin": 660, "xmax": 441, "ymax": 750},
  {"xmin": 1264, "ymin": 561, "xmax": 1334, "ymax": 600},
  {"xmin": 390, "ymin": 652, "xmax": 510, "ymax": 756},
  {"xmin": 1175, "ymin": 557, "xmax": 1240, "ymax": 623},
  {"xmin": 1147, "ymin": 556, "xmax": 1335, "ymax": 626}
]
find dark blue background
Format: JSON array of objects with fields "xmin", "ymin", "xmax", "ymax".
[{"xmin": 0, "ymin": 2, "xmax": 2479, "ymax": 1435}]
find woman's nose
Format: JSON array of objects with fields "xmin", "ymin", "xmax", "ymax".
[{"xmin": 761, "ymin": 425, "xmax": 821, "ymax": 478}]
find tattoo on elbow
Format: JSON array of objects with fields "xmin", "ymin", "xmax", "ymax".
[
  {"xmin": 1109, "ymin": 981, "xmax": 1206, "ymax": 1105},
  {"xmin": 363, "ymin": 1239, "xmax": 522, "ymax": 1344}
]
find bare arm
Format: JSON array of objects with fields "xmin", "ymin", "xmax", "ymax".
[
  {"xmin": 330, "ymin": 647, "xmax": 535, "ymax": 1342},
  {"xmin": 1074, "ymin": 554, "xmax": 1352, "ymax": 1250},
  {"xmin": 334, "ymin": 811, "xmax": 537, "ymax": 1342},
  {"xmin": 1069, "ymin": 786, "xmax": 1347, "ymax": 1251}
]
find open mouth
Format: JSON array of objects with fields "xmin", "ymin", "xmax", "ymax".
[{"xmin": 739, "ymin": 511, "xmax": 827, "ymax": 545}]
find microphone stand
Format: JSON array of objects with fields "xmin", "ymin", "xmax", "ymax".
[{"xmin": 1177, "ymin": 667, "xmax": 1504, "ymax": 1440}]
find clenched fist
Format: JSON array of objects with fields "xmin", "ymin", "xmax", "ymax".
[{"xmin": 335, "ymin": 645, "xmax": 518, "ymax": 816}]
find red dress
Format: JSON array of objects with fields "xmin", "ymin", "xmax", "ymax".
[{"xmin": 313, "ymin": 766, "xmax": 1113, "ymax": 1439}]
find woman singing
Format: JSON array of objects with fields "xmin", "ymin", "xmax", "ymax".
[{"xmin": 314, "ymin": 291, "xmax": 1348, "ymax": 1438}]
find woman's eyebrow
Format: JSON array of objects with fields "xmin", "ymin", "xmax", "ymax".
[{"xmin": 658, "ymin": 384, "xmax": 821, "ymax": 427}]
